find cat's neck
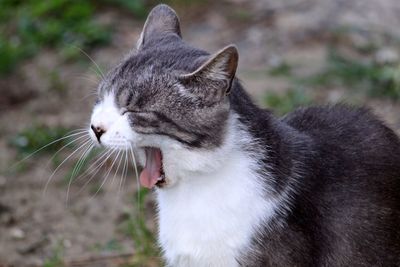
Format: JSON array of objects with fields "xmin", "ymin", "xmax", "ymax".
[{"xmin": 156, "ymin": 113, "xmax": 287, "ymax": 266}]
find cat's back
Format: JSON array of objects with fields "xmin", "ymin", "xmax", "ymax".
[
  {"xmin": 276, "ymin": 105, "xmax": 400, "ymax": 265},
  {"xmin": 282, "ymin": 105, "xmax": 400, "ymax": 265},
  {"xmin": 283, "ymin": 104, "xmax": 400, "ymax": 197},
  {"xmin": 283, "ymin": 104, "xmax": 400, "ymax": 157}
]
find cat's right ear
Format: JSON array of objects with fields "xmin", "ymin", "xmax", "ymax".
[
  {"xmin": 179, "ymin": 45, "xmax": 239, "ymax": 103},
  {"xmin": 137, "ymin": 4, "xmax": 181, "ymax": 49}
]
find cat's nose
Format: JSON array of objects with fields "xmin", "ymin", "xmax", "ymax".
[{"xmin": 91, "ymin": 124, "xmax": 106, "ymax": 143}]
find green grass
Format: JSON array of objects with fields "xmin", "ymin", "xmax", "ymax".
[
  {"xmin": 268, "ymin": 62, "xmax": 292, "ymax": 77},
  {"xmin": 9, "ymin": 125, "xmax": 73, "ymax": 157},
  {"xmin": 0, "ymin": 0, "xmax": 214, "ymax": 75},
  {"xmin": 0, "ymin": 0, "xmax": 110, "ymax": 74},
  {"xmin": 264, "ymin": 88, "xmax": 312, "ymax": 115},
  {"xmin": 91, "ymin": 238, "xmax": 124, "ymax": 253},
  {"xmin": 101, "ymin": 0, "xmax": 148, "ymax": 18},
  {"xmin": 120, "ymin": 188, "xmax": 161, "ymax": 267},
  {"xmin": 43, "ymin": 241, "xmax": 65, "ymax": 267},
  {"xmin": 0, "ymin": 0, "xmax": 150, "ymax": 75},
  {"xmin": 304, "ymin": 49, "xmax": 400, "ymax": 100},
  {"xmin": 6, "ymin": 125, "xmax": 80, "ymax": 175},
  {"xmin": 264, "ymin": 45, "xmax": 400, "ymax": 115}
]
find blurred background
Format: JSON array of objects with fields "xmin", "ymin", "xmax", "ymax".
[{"xmin": 1, "ymin": 0, "xmax": 400, "ymax": 266}]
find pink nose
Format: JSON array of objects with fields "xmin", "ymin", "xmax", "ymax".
[{"xmin": 91, "ymin": 125, "xmax": 106, "ymax": 143}]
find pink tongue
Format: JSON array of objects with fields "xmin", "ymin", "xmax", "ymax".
[{"xmin": 139, "ymin": 147, "xmax": 162, "ymax": 189}]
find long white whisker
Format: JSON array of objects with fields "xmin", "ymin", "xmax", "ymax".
[
  {"xmin": 72, "ymin": 148, "xmax": 111, "ymax": 183},
  {"xmin": 76, "ymin": 74, "xmax": 100, "ymax": 86},
  {"xmin": 66, "ymin": 144, "xmax": 94, "ymax": 204},
  {"xmin": 45, "ymin": 134, "xmax": 90, "ymax": 169},
  {"xmin": 129, "ymin": 145, "xmax": 141, "ymax": 205},
  {"xmin": 122, "ymin": 149, "xmax": 129, "ymax": 191},
  {"xmin": 118, "ymin": 149, "xmax": 128, "ymax": 198},
  {"xmin": 91, "ymin": 148, "xmax": 120, "ymax": 198},
  {"xmin": 80, "ymin": 91, "xmax": 98, "ymax": 102},
  {"xmin": 75, "ymin": 148, "xmax": 115, "ymax": 195},
  {"xmin": 70, "ymin": 44, "xmax": 105, "ymax": 80},
  {"xmin": 128, "ymin": 145, "xmax": 139, "ymax": 184},
  {"xmin": 72, "ymin": 144, "xmax": 94, "ymax": 179},
  {"xmin": 42, "ymin": 139, "xmax": 92, "ymax": 196},
  {"xmin": 11, "ymin": 130, "xmax": 87, "ymax": 170},
  {"xmin": 110, "ymin": 149, "xmax": 123, "ymax": 187},
  {"xmin": 89, "ymin": 66, "xmax": 103, "ymax": 80},
  {"xmin": 68, "ymin": 143, "xmax": 94, "ymax": 182},
  {"xmin": 112, "ymin": 150, "xmax": 125, "ymax": 204}
]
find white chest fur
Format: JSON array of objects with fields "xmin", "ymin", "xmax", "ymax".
[{"xmin": 156, "ymin": 138, "xmax": 278, "ymax": 267}]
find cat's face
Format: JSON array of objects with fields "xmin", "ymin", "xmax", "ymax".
[{"xmin": 89, "ymin": 5, "xmax": 238, "ymax": 189}]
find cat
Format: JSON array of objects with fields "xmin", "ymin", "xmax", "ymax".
[{"xmin": 88, "ymin": 4, "xmax": 400, "ymax": 267}]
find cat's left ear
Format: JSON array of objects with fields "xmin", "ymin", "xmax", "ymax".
[
  {"xmin": 137, "ymin": 4, "xmax": 181, "ymax": 49},
  {"xmin": 179, "ymin": 45, "xmax": 238, "ymax": 102}
]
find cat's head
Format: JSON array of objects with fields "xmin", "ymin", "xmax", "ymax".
[{"xmin": 89, "ymin": 4, "xmax": 239, "ymax": 189}]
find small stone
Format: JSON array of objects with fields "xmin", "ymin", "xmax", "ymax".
[
  {"xmin": 268, "ymin": 55, "xmax": 283, "ymax": 68},
  {"xmin": 63, "ymin": 239, "xmax": 72, "ymax": 248},
  {"xmin": 327, "ymin": 89, "xmax": 344, "ymax": 102},
  {"xmin": 10, "ymin": 228, "xmax": 25, "ymax": 240},
  {"xmin": 375, "ymin": 48, "xmax": 399, "ymax": 65}
]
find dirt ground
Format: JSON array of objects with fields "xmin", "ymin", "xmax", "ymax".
[{"xmin": 1, "ymin": 1, "xmax": 400, "ymax": 266}]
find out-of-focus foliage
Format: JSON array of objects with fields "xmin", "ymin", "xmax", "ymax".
[
  {"xmin": 265, "ymin": 44, "xmax": 400, "ymax": 115},
  {"xmin": 43, "ymin": 241, "xmax": 65, "ymax": 267},
  {"xmin": 120, "ymin": 188, "xmax": 161, "ymax": 267},
  {"xmin": 0, "ymin": 0, "xmax": 149, "ymax": 75},
  {"xmin": 264, "ymin": 88, "xmax": 312, "ymax": 115},
  {"xmin": 0, "ymin": 0, "xmax": 108, "ymax": 74},
  {"xmin": 306, "ymin": 49, "xmax": 400, "ymax": 100},
  {"xmin": 101, "ymin": 0, "xmax": 148, "ymax": 18},
  {"xmin": 268, "ymin": 62, "xmax": 292, "ymax": 77},
  {"xmin": 9, "ymin": 125, "xmax": 72, "ymax": 157}
]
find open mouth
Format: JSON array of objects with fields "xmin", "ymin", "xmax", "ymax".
[{"xmin": 139, "ymin": 147, "xmax": 166, "ymax": 189}]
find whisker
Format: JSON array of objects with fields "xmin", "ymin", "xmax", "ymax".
[
  {"xmin": 80, "ymin": 90, "xmax": 98, "ymax": 102},
  {"xmin": 129, "ymin": 145, "xmax": 141, "ymax": 205},
  {"xmin": 91, "ymin": 148, "xmax": 121, "ymax": 198},
  {"xmin": 89, "ymin": 66, "xmax": 103, "ymax": 81},
  {"xmin": 122, "ymin": 149, "xmax": 129, "ymax": 190},
  {"xmin": 69, "ymin": 44, "xmax": 105, "ymax": 80},
  {"xmin": 42, "ymin": 139, "xmax": 92, "ymax": 196},
  {"xmin": 128, "ymin": 145, "xmax": 140, "ymax": 185},
  {"xmin": 10, "ymin": 130, "xmax": 87, "ymax": 170},
  {"xmin": 72, "ymin": 147, "xmax": 111, "ymax": 183},
  {"xmin": 45, "ymin": 134, "xmax": 90, "ymax": 170},
  {"xmin": 75, "ymin": 148, "xmax": 115, "ymax": 196},
  {"xmin": 66, "ymin": 143, "xmax": 94, "ymax": 205},
  {"xmin": 69, "ymin": 143, "xmax": 94, "ymax": 181},
  {"xmin": 110, "ymin": 149, "xmax": 123, "ymax": 187},
  {"xmin": 118, "ymin": 149, "xmax": 128, "ymax": 199},
  {"xmin": 112, "ymin": 150, "xmax": 125, "ymax": 204},
  {"xmin": 76, "ymin": 74, "xmax": 100, "ymax": 86}
]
